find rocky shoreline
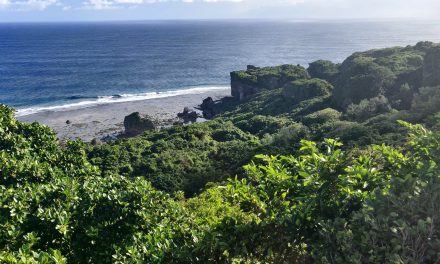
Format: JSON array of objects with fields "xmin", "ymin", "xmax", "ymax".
[{"xmin": 17, "ymin": 88, "xmax": 231, "ymax": 143}]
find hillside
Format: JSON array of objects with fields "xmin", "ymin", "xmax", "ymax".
[
  {"xmin": 1, "ymin": 42, "xmax": 439, "ymax": 263},
  {"xmin": 88, "ymin": 41, "xmax": 440, "ymax": 196}
]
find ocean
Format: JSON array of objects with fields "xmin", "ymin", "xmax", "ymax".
[{"xmin": 1, "ymin": 20, "xmax": 440, "ymax": 116}]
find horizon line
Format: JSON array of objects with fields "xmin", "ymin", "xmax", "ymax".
[{"xmin": 1, "ymin": 17, "xmax": 440, "ymax": 24}]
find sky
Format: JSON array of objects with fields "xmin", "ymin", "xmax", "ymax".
[{"xmin": 0, "ymin": 0, "xmax": 439, "ymax": 22}]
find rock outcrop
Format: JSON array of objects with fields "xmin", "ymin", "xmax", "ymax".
[
  {"xmin": 230, "ymin": 64, "xmax": 309, "ymax": 101},
  {"xmin": 177, "ymin": 107, "xmax": 199, "ymax": 123},
  {"xmin": 123, "ymin": 112, "xmax": 156, "ymax": 136},
  {"xmin": 199, "ymin": 97, "xmax": 217, "ymax": 119}
]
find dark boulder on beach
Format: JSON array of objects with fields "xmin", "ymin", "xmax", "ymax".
[
  {"xmin": 124, "ymin": 112, "xmax": 156, "ymax": 136},
  {"xmin": 177, "ymin": 107, "xmax": 199, "ymax": 123},
  {"xmin": 66, "ymin": 120, "xmax": 71, "ymax": 124},
  {"xmin": 199, "ymin": 97, "xmax": 217, "ymax": 119}
]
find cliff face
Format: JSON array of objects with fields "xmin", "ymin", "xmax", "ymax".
[{"xmin": 230, "ymin": 64, "xmax": 309, "ymax": 101}]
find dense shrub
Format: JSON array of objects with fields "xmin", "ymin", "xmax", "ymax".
[
  {"xmin": 303, "ymin": 108, "xmax": 342, "ymax": 125},
  {"xmin": 312, "ymin": 122, "xmax": 440, "ymax": 263},
  {"xmin": 411, "ymin": 86, "xmax": 440, "ymax": 116},
  {"xmin": 211, "ymin": 125, "xmax": 439, "ymax": 262},
  {"xmin": 333, "ymin": 56, "xmax": 396, "ymax": 108},
  {"xmin": 235, "ymin": 115, "xmax": 294, "ymax": 136},
  {"xmin": 87, "ymin": 119, "xmax": 262, "ymax": 196},
  {"xmin": 423, "ymin": 45, "xmax": 440, "ymax": 86},
  {"xmin": 1, "ymin": 103, "xmax": 440, "ymax": 263},
  {"xmin": 319, "ymin": 120, "xmax": 372, "ymax": 146},
  {"xmin": 221, "ymin": 88, "xmax": 329, "ymax": 120},
  {"xmin": 388, "ymin": 83, "xmax": 416, "ymax": 109},
  {"xmin": 283, "ymin": 78, "xmax": 333, "ymax": 103},
  {"xmin": 0, "ymin": 105, "xmax": 191, "ymax": 263},
  {"xmin": 253, "ymin": 64, "xmax": 310, "ymax": 89},
  {"xmin": 261, "ymin": 122, "xmax": 310, "ymax": 147},
  {"xmin": 307, "ymin": 60, "xmax": 340, "ymax": 83},
  {"xmin": 345, "ymin": 95, "xmax": 392, "ymax": 122},
  {"xmin": 375, "ymin": 51, "xmax": 424, "ymax": 75},
  {"xmin": 231, "ymin": 64, "xmax": 309, "ymax": 100}
]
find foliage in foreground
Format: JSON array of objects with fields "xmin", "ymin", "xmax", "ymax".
[{"xmin": 1, "ymin": 105, "xmax": 439, "ymax": 263}]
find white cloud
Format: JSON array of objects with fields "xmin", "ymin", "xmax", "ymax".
[
  {"xmin": 2, "ymin": 0, "xmax": 439, "ymax": 19},
  {"xmin": 14, "ymin": 0, "xmax": 58, "ymax": 10},
  {"xmin": 0, "ymin": 0, "xmax": 10, "ymax": 8},
  {"xmin": 202, "ymin": 0, "xmax": 243, "ymax": 2},
  {"xmin": 83, "ymin": 0, "xmax": 114, "ymax": 9},
  {"xmin": 82, "ymin": 0, "xmax": 249, "ymax": 10},
  {"xmin": 81, "ymin": 0, "xmax": 305, "ymax": 10},
  {"xmin": 115, "ymin": 0, "xmax": 143, "ymax": 3}
]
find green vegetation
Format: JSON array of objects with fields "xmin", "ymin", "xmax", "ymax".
[
  {"xmin": 307, "ymin": 60, "xmax": 340, "ymax": 83},
  {"xmin": 283, "ymin": 78, "xmax": 333, "ymax": 103},
  {"xmin": 231, "ymin": 64, "xmax": 310, "ymax": 89},
  {"xmin": 231, "ymin": 65, "xmax": 309, "ymax": 100},
  {"xmin": 1, "ymin": 42, "xmax": 440, "ymax": 263}
]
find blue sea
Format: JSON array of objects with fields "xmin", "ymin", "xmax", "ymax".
[{"xmin": 1, "ymin": 20, "xmax": 440, "ymax": 116}]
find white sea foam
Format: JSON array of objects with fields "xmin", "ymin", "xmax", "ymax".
[{"xmin": 15, "ymin": 86, "xmax": 230, "ymax": 117}]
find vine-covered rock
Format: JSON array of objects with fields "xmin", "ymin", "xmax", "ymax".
[{"xmin": 231, "ymin": 64, "xmax": 309, "ymax": 100}]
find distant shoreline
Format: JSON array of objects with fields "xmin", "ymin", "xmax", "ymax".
[
  {"xmin": 17, "ymin": 88, "xmax": 231, "ymax": 142},
  {"xmin": 15, "ymin": 86, "xmax": 230, "ymax": 117}
]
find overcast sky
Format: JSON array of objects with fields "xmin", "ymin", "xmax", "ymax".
[{"xmin": 0, "ymin": 0, "xmax": 440, "ymax": 22}]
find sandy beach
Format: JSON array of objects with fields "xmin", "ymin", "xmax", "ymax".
[{"xmin": 17, "ymin": 88, "xmax": 231, "ymax": 142}]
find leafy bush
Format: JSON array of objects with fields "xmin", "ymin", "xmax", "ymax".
[
  {"xmin": 261, "ymin": 122, "xmax": 310, "ymax": 147},
  {"xmin": 210, "ymin": 137, "xmax": 387, "ymax": 261},
  {"xmin": 308, "ymin": 60, "xmax": 340, "ymax": 83},
  {"xmin": 423, "ymin": 45, "xmax": 440, "ymax": 86},
  {"xmin": 231, "ymin": 64, "xmax": 309, "ymax": 100},
  {"xmin": 333, "ymin": 56, "xmax": 396, "ymax": 108},
  {"xmin": 235, "ymin": 115, "xmax": 294, "ymax": 136},
  {"xmin": 411, "ymin": 86, "xmax": 440, "ymax": 116},
  {"xmin": 253, "ymin": 64, "xmax": 310, "ymax": 88},
  {"xmin": 0, "ymin": 105, "xmax": 194, "ymax": 263},
  {"xmin": 283, "ymin": 78, "xmax": 333, "ymax": 103},
  {"xmin": 375, "ymin": 51, "xmax": 424, "ymax": 75},
  {"xmin": 345, "ymin": 95, "xmax": 392, "ymax": 122},
  {"xmin": 319, "ymin": 120, "xmax": 372, "ymax": 146},
  {"xmin": 303, "ymin": 108, "xmax": 342, "ymax": 125},
  {"xmin": 87, "ymin": 119, "xmax": 262, "ymax": 196},
  {"xmin": 312, "ymin": 122, "xmax": 440, "ymax": 263}
]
